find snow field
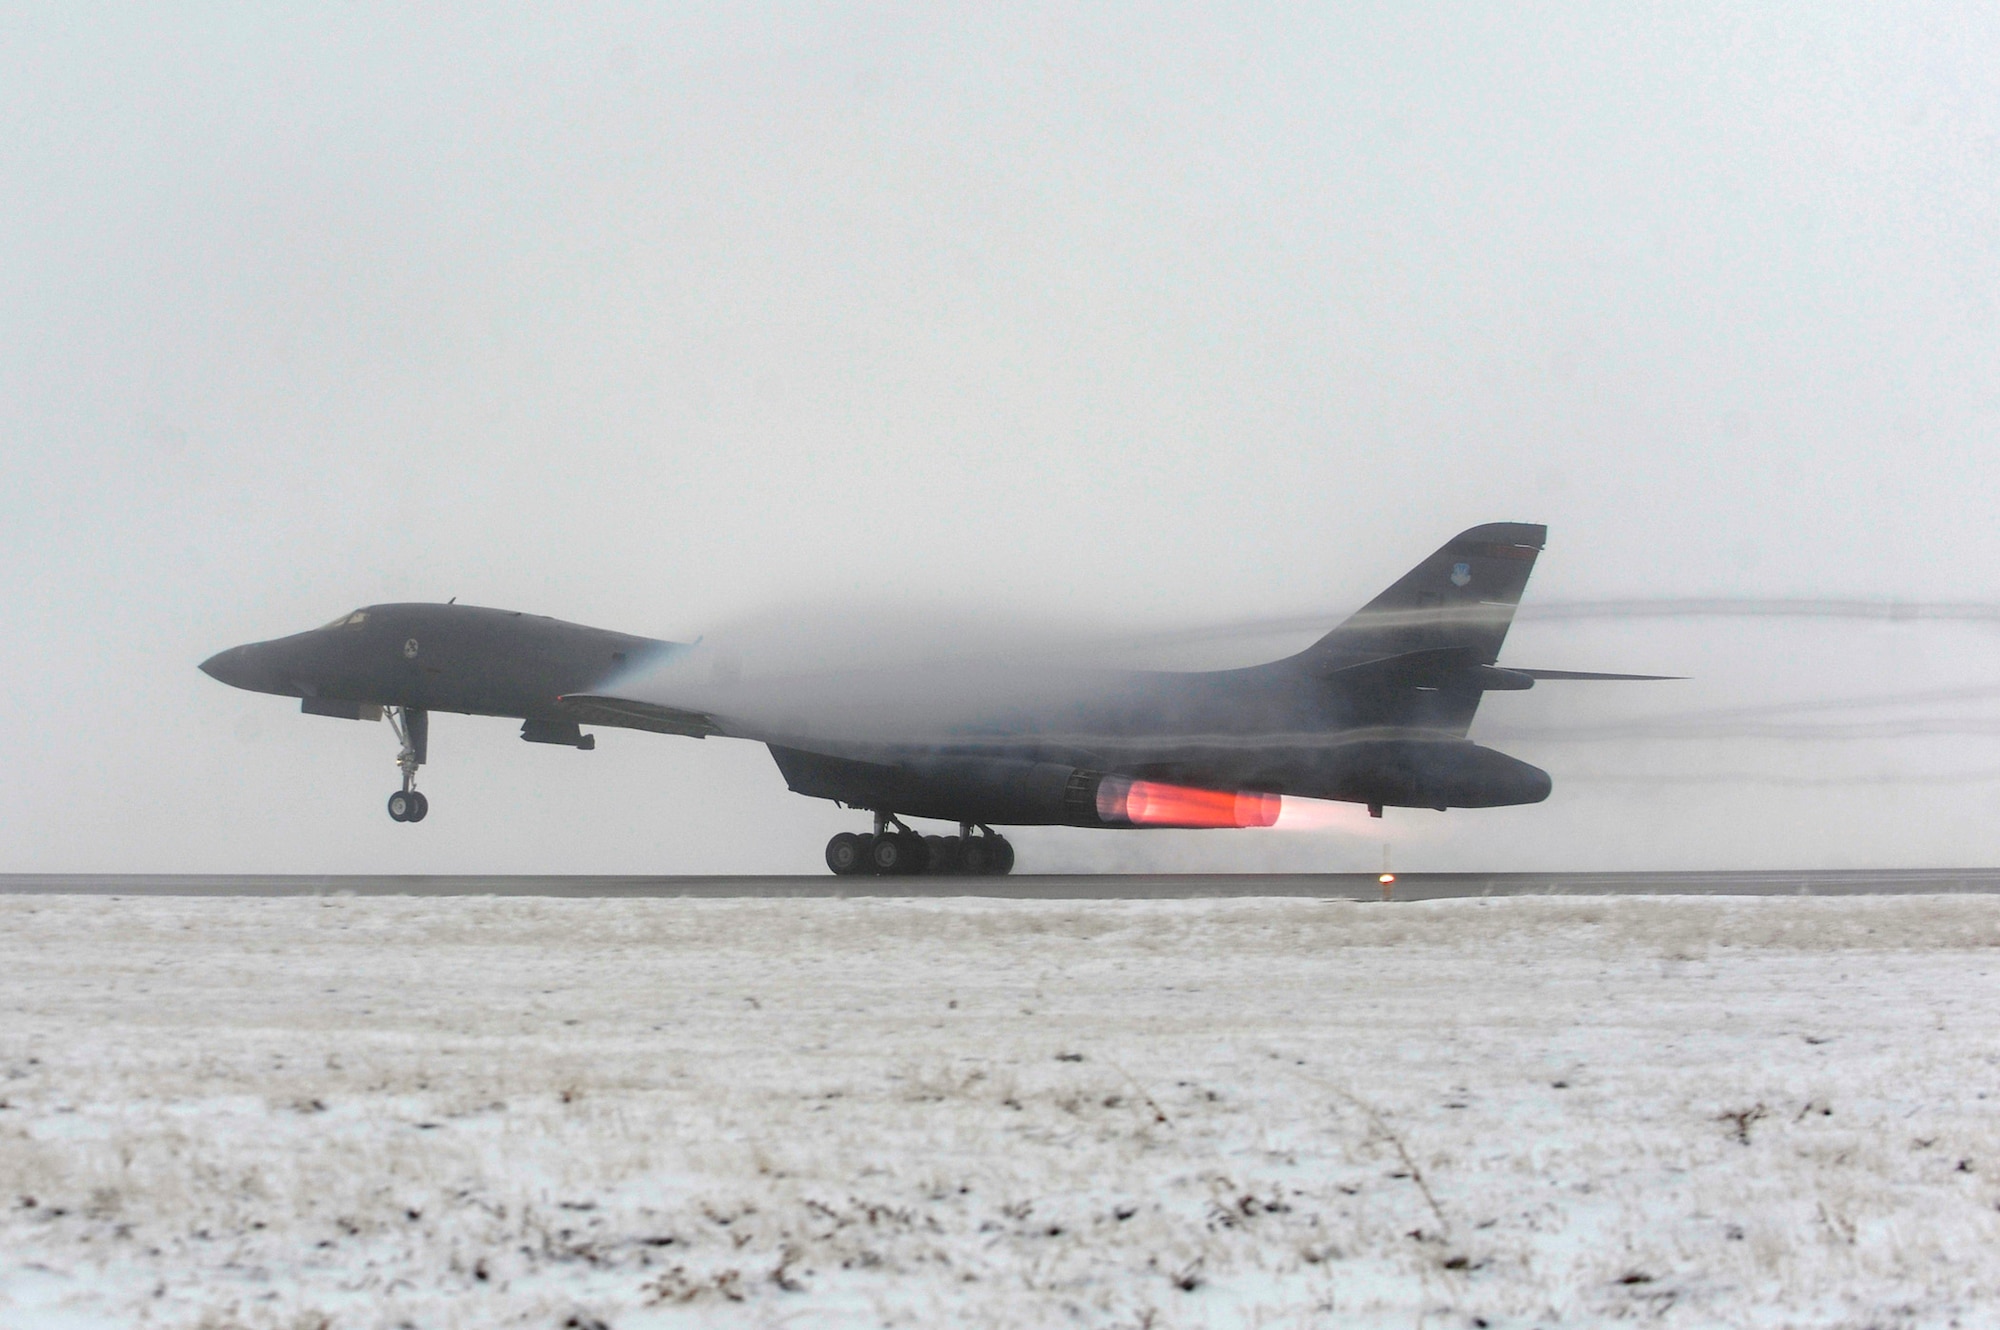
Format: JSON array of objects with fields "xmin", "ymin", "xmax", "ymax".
[{"xmin": 1, "ymin": 893, "xmax": 1998, "ymax": 1328}]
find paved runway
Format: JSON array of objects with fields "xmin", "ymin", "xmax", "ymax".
[{"xmin": 4, "ymin": 869, "xmax": 1998, "ymax": 899}]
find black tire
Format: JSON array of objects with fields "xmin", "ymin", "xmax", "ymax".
[
  {"xmin": 826, "ymin": 832, "xmax": 865, "ymax": 875},
  {"xmin": 869, "ymin": 833, "xmax": 907, "ymax": 875},
  {"xmin": 925, "ymin": 835, "xmax": 961, "ymax": 875},
  {"xmin": 870, "ymin": 832, "xmax": 930, "ymax": 876},
  {"xmin": 959, "ymin": 836, "xmax": 991, "ymax": 875},
  {"xmin": 387, "ymin": 791, "xmax": 412, "ymax": 822},
  {"xmin": 991, "ymin": 835, "xmax": 1015, "ymax": 875},
  {"xmin": 406, "ymin": 791, "xmax": 429, "ymax": 823}
]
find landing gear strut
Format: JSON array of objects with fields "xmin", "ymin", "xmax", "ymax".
[
  {"xmin": 824, "ymin": 816, "xmax": 1013, "ymax": 876},
  {"xmin": 385, "ymin": 706, "xmax": 429, "ymax": 823}
]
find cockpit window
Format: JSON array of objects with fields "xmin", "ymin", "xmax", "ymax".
[{"xmin": 319, "ymin": 610, "xmax": 368, "ymax": 630}]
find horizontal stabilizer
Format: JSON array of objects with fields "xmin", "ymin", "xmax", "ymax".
[
  {"xmin": 1326, "ymin": 646, "xmax": 1539, "ymax": 693},
  {"xmin": 1513, "ymin": 669, "xmax": 1683, "ymax": 681},
  {"xmin": 557, "ymin": 694, "xmax": 722, "ymax": 738},
  {"xmin": 1325, "ymin": 646, "xmax": 1482, "ymax": 688},
  {"xmin": 1323, "ymin": 647, "xmax": 1678, "ymax": 700}
]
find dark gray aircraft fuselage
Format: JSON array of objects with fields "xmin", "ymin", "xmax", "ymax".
[
  {"xmin": 202, "ymin": 603, "xmax": 675, "ymax": 727},
  {"xmin": 201, "ymin": 525, "xmax": 1660, "ymax": 873}
]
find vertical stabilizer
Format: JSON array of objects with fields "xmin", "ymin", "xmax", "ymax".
[
  {"xmin": 1285, "ymin": 522, "xmax": 1547, "ymax": 734},
  {"xmin": 1293, "ymin": 523, "xmax": 1546, "ymax": 671}
]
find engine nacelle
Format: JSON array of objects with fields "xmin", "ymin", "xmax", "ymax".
[
  {"xmin": 768, "ymin": 747, "xmax": 1278, "ymax": 828},
  {"xmin": 768, "ymin": 738, "xmax": 1546, "ymax": 827}
]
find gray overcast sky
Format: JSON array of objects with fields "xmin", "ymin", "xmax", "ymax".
[{"xmin": 4, "ymin": 3, "xmax": 1998, "ymax": 874}]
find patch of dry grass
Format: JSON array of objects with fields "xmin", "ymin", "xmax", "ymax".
[{"xmin": 1, "ymin": 893, "xmax": 1996, "ymax": 1327}]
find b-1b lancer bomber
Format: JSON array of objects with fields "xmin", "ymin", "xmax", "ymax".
[{"xmin": 200, "ymin": 523, "xmax": 1666, "ymax": 874}]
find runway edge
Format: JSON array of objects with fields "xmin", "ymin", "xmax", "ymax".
[{"xmin": 3, "ymin": 870, "xmax": 2000, "ymax": 899}]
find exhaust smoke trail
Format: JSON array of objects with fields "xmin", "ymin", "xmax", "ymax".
[
  {"xmin": 1524, "ymin": 599, "xmax": 2000, "ymax": 625},
  {"xmin": 1105, "ymin": 597, "xmax": 2000, "ymax": 654},
  {"xmin": 610, "ymin": 596, "xmax": 2000, "ymax": 806},
  {"xmin": 1561, "ymin": 768, "xmax": 2000, "ymax": 787}
]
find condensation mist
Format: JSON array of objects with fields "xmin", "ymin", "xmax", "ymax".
[{"xmin": 3, "ymin": 5, "xmax": 1997, "ymax": 874}]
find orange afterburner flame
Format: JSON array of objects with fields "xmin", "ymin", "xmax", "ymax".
[{"xmin": 1095, "ymin": 776, "xmax": 1281, "ymax": 828}]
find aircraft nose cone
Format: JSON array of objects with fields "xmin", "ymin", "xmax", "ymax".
[{"xmin": 200, "ymin": 646, "xmax": 251, "ymax": 689}]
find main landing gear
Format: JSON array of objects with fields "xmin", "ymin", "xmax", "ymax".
[
  {"xmin": 825, "ymin": 816, "xmax": 1015, "ymax": 876},
  {"xmin": 385, "ymin": 706, "xmax": 430, "ymax": 823}
]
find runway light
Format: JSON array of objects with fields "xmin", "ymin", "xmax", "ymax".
[{"xmin": 1096, "ymin": 777, "xmax": 1281, "ymax": 828}]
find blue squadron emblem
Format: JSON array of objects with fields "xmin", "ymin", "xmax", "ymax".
[{"xmin": 1449, "ymin": 561, "xmax": 1472, "ymax": 587}]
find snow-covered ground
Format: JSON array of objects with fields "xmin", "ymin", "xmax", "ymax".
[{"xmin": 2, "ymin": 894, "xmax": 1998, "ymax": 1329}]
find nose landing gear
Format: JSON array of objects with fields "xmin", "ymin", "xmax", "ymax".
[
  {"xmin": 387, "ymin": 788, "xmax": 428, "ymax": 822},
  {"xmin": 385, "ymin": 706, "xmax": 430, "ymax": 823},
  {"xmin": 825, "ymin": 816, "xmax": 1014, "ymax": 876}
]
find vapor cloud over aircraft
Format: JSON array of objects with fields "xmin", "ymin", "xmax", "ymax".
[{"xmin": 200, "ymin": 524, "xmax": 1671, "ymax": 874}]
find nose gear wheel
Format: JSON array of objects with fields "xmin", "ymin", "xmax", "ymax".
[
  {"xmin": 384, "ymin": 706, "xmax": 430, "ymax": 823},
  {"xmin": 387, "ymin": 789, "xmax": 429, "ymax": 822}
]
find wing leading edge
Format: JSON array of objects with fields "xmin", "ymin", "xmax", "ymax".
[
  {"xmin": 557, "ymin": 694, "xmax": 723, "ymax": 738},
  {"xmin": 1511, "ymin": 669, "xmax": 1684, "ymax": 681}
]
